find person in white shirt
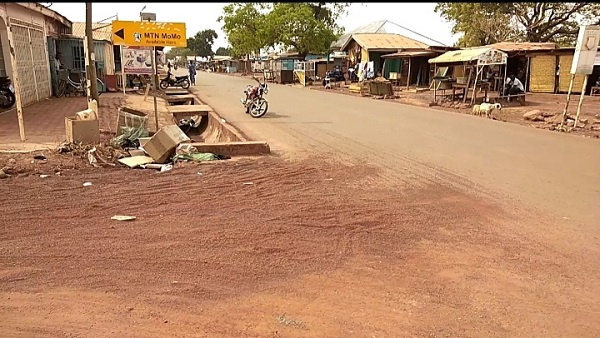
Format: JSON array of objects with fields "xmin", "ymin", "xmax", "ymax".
[
  {"xmin": 504, "ymin": 74, "xmax": 524, "ymax": 96},
  {"xmin": 54, "ymin": 52, "xmax": 63, "ymax": 71}
]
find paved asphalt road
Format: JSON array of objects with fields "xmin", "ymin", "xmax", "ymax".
[{"xmin": 191, "ymin": 71, "xmax": 599, "ymax": 228}]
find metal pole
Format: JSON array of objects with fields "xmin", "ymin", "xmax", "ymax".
[
  {"xmin": 524, "ymin": 56, "xmax": 530, "ymax": 92},
  {"xmin": 407, "ymin": 57, "xmax": 411, "ymax": 90},
  {"xmin": 433, "ymin": 64, "xmax": 437, "ymax": 102},
  {"xmin": 121, "ymin": 46, "xmax": 126, "ymax": 95},
  {"xmin": 6, "ymin": 25, "xmax": 25, "ymax": 141},
  {"xmin": 151, "ymin": 47, "xmax": 159, "ymax": 132},
  {"xmin": 574, "ymin": 74, "xmax": 589, "ymax": 127},
  {"xmin": 85, "ymin": 2, "xmax": 99, "ymax": 102},
  {"xmin": 559, "ymin": 74, "xmax": 576, "ymax": 130},
  {"xmin": 502, "ymin": 63, "xmax": 508, "ymax": 96}
]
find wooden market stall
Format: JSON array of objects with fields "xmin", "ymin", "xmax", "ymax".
[
  {"xmin": 381, "ymin": 50, "xmax": 438, "ymax": 90},
  {"xmin": 428, "ymin": 46, "xmax": 508, "ymax": 104}
]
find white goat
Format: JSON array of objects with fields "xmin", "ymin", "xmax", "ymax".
[{"xmin": 478, "ymin": 102, "xmax": 502, "ymax": 119}]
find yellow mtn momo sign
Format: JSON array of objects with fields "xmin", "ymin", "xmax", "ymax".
[{"xmin": 112, "ymin": 21, "xmax": 187, "ymax": 47}]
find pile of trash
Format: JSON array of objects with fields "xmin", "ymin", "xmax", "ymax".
[
  {"xmin": 56, "ymin": 142, "xmax": 129, "ymax": 166},
  {"xmin": 57, "ymin": 124, "xmax": 230, "ymax": 172}
]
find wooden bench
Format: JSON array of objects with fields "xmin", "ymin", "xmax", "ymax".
[
  {"xmin": 165, "ymin": 94, "xmax": 196, "ymax": 105},
  {"xmin": 494, "ymin": 93, "xmax": 528, "ymax": 106}
]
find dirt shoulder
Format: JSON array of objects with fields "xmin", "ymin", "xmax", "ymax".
[{"xmin": 1, "ymin": 154, "xmax": 599, "ymax": 337}]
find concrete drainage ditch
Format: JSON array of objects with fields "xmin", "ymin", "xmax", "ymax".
[{"xmin": 163, "ymin": 89, "xmax": 271, "ymax": 157}]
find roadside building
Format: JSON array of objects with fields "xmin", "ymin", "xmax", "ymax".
[
  {"xmin": 50, "ymin": 22, "xmax": 115, "ymax": 93},
  {"xmin": 0, "ymin": 3, "xmax": 71, "ymax": 106}
]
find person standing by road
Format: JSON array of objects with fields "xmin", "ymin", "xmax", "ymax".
[{"xmin": 188, "ymin": 61, "xmax": 197, "ymax": 86}]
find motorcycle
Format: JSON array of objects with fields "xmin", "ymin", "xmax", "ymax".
[
  {"xmin": 240, "ymin": 76, "xmax": 269, "ymax": 118},
  {"xmin": 159, "ymin": 71, "xmax": 190, "ymax": 90},
  {"xmin": 0, "ymin": 76, "xmax": 15, "ymax": 109}
]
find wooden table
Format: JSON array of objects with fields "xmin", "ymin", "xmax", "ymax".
[
  {"xmin": 451, "ymin": 83, "xmax": 468, "ymax": 102},
  {"xmin": 493, "ymin": 76, "xmax": 504, "ymax": 92},
  {"xmin": 451, "ymin": 82, "xmax": 489, "ymax": 103}
]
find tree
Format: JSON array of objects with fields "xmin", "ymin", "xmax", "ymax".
[
  {"xmin": 436, "ymin": 3, "xmax": 600, "ymax": 47},
  {"xmin": 218, "ymin": 2, "xmax": 350, "ymax": 58},
  {"xmin": 187, "ymin": 29, "xmax": 218, "ymax": 57},
  {"xmin": 218, "ymin": 3, "xmax": 269, "ymax": 58},
  {"xmin": 215, "ymin": 47, "xmax": 232, "ymax": 56},
  {"xmin": 263, "ymin": 3, "xmax": 345, "ymax": 56}
]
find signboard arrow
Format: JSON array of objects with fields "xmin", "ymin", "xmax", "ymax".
[
  {"xmin": 111, "ymin": 20, "xmax": 187, "ymax": 47},
  {"xmin": 115, "ymin": 28, "xmax": 125, "ymax": 40}
]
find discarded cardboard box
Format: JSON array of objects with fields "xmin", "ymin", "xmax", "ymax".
[
  {"xmin": 138, "ymin": 137, "xmax": 151, "ymax": 147},
  {"xmin": 118, "ymin": 155, "xmax": 155, "ymax": 168},
  {"xmin": 115, "ymin": 107, "xmax": 149, "ymax": 137},
  {"xmin": 143, "ymin": 125, "xmax": 191, "ymax": 163},
  {"xmin": 65, "ymin": 117, "xmax": 100, "ymax": 144}
]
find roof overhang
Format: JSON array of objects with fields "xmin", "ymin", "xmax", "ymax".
[
  {"xmin": 17, "ymin": 3, "xmax": 71, "ymax": 28},
  {"xmin": 382, "ymin": 51, "xmax": 437, "ymax": 58}
]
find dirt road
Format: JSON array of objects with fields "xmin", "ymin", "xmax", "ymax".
[
  {"xmin": 1, "ymin": 71, "xmax": 599, "ymax": 337},
  {"xmin": 194, "ymin": 72, "xmax": 600, "ymax": 227}
]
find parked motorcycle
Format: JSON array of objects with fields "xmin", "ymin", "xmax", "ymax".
[
  {"xmin": 0, "ymin": 76, "xmax": 15, "ymax": 109},
  {"xmin": 159, "ymin": 71, "xmax": 190, "ymax": 90},
  {"xmin": 240, "ymin": 76, "xmax": 269, "ymax": 118}
]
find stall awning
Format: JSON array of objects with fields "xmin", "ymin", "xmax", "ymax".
[
  {"xmin": 382, "ymin": 50, "xmax": 437, "ymax": 58},
  {"xmin": 428, "ymin": 46, "xmax": 508, "ymax": 65}
]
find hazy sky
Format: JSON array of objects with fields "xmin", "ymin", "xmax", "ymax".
[{"xmin": 47, "ymin": 2, "xmax": 459, "ymax": 49}]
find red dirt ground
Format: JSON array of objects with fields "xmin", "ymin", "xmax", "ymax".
[{"xmin": 1, "ymin": 152, "xmax": 599, "ymax": 337}]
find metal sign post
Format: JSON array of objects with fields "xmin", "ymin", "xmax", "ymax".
[
  {"xmin": 560, "ymin": 25, "xmax": 600, "ymax": 130},
  {"xmin": 151, "ymin": 46, "xmax": 159, "ymax": 131},
  {"xmin": 112, "ymin": 19, "xmax": 187, "ymax": 132}
]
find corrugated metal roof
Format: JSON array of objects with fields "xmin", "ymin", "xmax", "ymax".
[
  {"xmin": 331, "ymin": 20, "xmax": 387, "ymax": 49},
  {"xmin": 71, "ymin": 22, "xmax": 113, "ymax": 42},
  {"xmin": 213, "ymin": 56, "xmax": 232, "ymax": 61},
  {"xmin": 488, "ymin": 42, "xmax": 557, "ymax": 52},
  {"xmin": 382, "ymin": 50, "xmax": 437, "ymax": 58},
  {"xmin": 346, "ymin": 33, "xmax": 428, "ymax": 51},
  {"xmin": 429, "ymin": 47, "xmax": 507, "ymax": 64},
  {"xmin": 332, "ymin": 20, "xmax": 445, "ymax": 50}
]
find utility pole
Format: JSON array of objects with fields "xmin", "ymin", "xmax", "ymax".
[{"xmin": 86, "ymin": 2, "xmax": 99, "ymax": 102}]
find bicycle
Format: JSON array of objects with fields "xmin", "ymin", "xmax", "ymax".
[{"xmin": 56, "ymin": 69, "xmax": 105, "ymax": 98}]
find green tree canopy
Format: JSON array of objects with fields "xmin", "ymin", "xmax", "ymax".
[
  {"xmin": 215, "ymin": 47, "xmax": 232, "ymax": 56},
  {"xmin": 263, "ymin": 3, "xmax": 345, "ymax": 56},
  {"xmin": 436, "ymin": 2, "xmax": 600, "ymax": 47},
  {"xmin": 218, "ymin": 3, "xmax": 269, "ymax": 58},
  {"xmin": 219, "ymin": 2, "xmax": 349, "ymax": 58},
  {"xmin": 187, "ymin": 29, "xmax": 218, "ymax": 57}
]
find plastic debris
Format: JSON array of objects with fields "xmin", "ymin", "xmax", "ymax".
[
  {"xmin": 111, "ymin": 215, "xmax": 136, "ymax": 221},
  {"xmin": 87, "ymin": 147, "xmax": 99, "ymax": 167},
  {"xmin": 83, "ymin": 182, "xmax": 93, "ymax": 187}
]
